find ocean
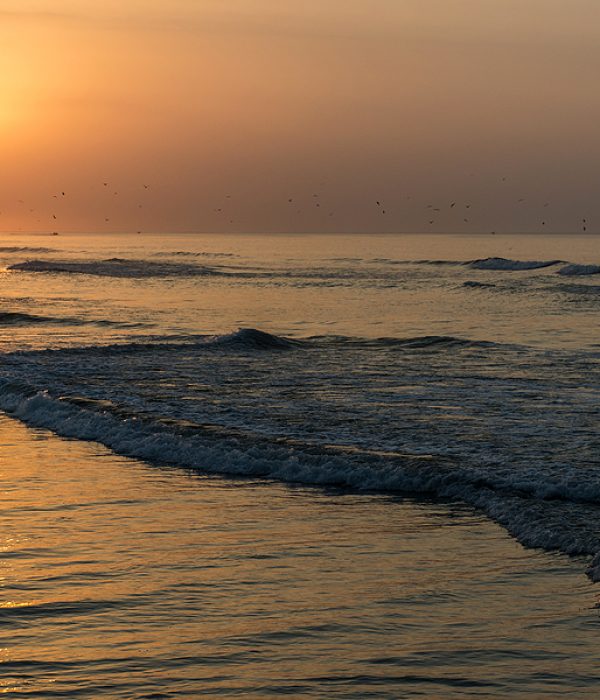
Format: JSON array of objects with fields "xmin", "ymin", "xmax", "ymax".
[{"xmin": 2, "ymin": 232, "xmax": 600, "ymax": 697}]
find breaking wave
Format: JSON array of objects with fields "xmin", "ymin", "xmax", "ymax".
[{"xmin": 0, "ymin": 376, "xmax": 599, "ymax": 574}]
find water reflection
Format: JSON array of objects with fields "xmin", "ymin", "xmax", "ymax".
[{"xmin": 0, "ymin": 414, "xmax": 598, "ymax": 697}]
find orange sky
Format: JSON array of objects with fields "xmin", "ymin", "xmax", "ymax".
[{"xmin": 1, "ymin": 0, "xmax": 600, "ymax": 233}]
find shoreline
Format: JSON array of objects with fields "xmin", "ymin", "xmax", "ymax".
[{"xmin": 2, "ymin": 412, "xmax": 599, "ymax": 697}]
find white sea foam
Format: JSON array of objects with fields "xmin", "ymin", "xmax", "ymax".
[{"xmin": 1, "ymin": 367, "xmax": 599, "ymax": 574}]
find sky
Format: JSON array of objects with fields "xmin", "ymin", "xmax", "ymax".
[{"xmin": 1, "ymin": 0, "xmax": 600, "ymax": 234}]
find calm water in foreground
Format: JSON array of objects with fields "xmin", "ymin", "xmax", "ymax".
[{"xmin": 1, "ymin": 232, "xmax": 600, "ymax": 697}]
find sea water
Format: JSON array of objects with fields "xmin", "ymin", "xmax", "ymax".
[{"xmin": 1, "ymin": 232, "xmax": 600, "ymax": 696}]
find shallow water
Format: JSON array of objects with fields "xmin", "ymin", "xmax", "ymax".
[
  {"xmin": 2, "ymin": 415, "xmax": 600, "ymax": 698},
  {"xmin": 1, "ymin": 232, "xmax": 600, "ymax": 695}
]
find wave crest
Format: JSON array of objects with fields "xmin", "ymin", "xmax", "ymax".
[
  {"xmin": 212, "ymin": 328, "xmax": 300, "ymax": 349},
  {"xmin": 468, "ymin": 257, "xmax": 562, "ymax": 271}
]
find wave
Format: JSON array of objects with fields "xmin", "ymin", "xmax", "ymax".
[
  {"xmin": 213, "ymin": 327, "xmax": 302, "ymax": 349},
  {"xmin": 467, "ymin": 257, "xmax": 562, "ymax": 271},
  {"xmin": 462, "ymin": 281, "xmax": 497, "ymax": 289},
  {"xmin": 308, "ymin": 334, "xmax": 496, "ymax": 350},
  {"xmin": 8, "ymin": 258, "xmax": 223, "ymax": 279},
  {"xmin": 556, "ymin": 283, "xmax": 600, "ymax": 296},
  {"xmin": 0, "ymin": 311, "xmax": 70, "ymax": 326},
  {"xmin": 4, "ymin": 329, "xmax": 500, "ymax": 359},
  {"xmin": 373, "ymin": 257, "xmax": 566, "ymax": 272},
  {"xmin": 375, "ymin": 258, "xmax": 600, "ymax": 279},
  {"xmin": 0, "ymin": 380, "xmax": 599, "ymax": 573},
  {"xmin": 152, "ymin": 251, "xmax": 238, "ymax": 259},
  {"xmin": 1, "ymin": 325, "xmax": 599, "ymax": 577},
  {"xmin": 557, "ymin": 264, "xmax": 600, "ymax": 276},
  {"xmin": 0, "ymin": 310, "xmax": 146, "ymax": 329},
  {"xmin": 0, "ymin": 246, "xmax": 56, "ymax": 254},
  {"xmin": 413, "ymin": 259, "xmax": 464, "ymax": 266}
]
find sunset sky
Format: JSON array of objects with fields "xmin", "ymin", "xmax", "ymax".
[{"xmin": 1, "ymin": 0, "xmax": 600, "ymax": 233}]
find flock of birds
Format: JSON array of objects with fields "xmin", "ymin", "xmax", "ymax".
[{"xmin": 0, "ymin": 181, "xmax": 592, "ymax": 234}]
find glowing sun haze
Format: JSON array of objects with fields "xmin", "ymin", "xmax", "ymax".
[{"xmin": 1, "ymin": 0, "xmax": 600, "ymax": 233}]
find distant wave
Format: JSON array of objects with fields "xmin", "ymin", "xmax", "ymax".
[
  {"xmin": 0, "ymin": 246, "xmax": 56, "ymax": 254},
  {"xmin": 557, "ymin": 264, "xmax": 600, "ymax": 276},
  {"xmin": 5, "ymin": 328, "xmax": 499, "ymax": 358},
  {"xmin": 467, "ymin": 257, "xmax": 562, "ymax": 271},
  {"xmin": 556, "ymin": 283, "xmax": 600, "ymax": 296},
  {"xmin": 0, "ymin": 310, "xmax": 146, "ymax": 329},
  {"xmin": 152, "ymin": 251, "xmax": 238, "ymax": 259},
  {"xmin": 0, "ymin": 311, "xmax": 76, "ymax": 327},
  {"xmin": 213, "ymin": 327, "xmax": 302, "ymax": 349},
  {"xmin": 11, "ymin": 255, "xmax": 600, "ymax": 283},
  {"xmin": 374, "ymin": 257, "xmax": 565, "ymax": 271},
  {"xmin": 8, "ymin": 258, "xmax": 224, "ymax": 279},
  {"xmin": 413, "ymin": 257, "xmax": 600, "ymax": 276},
  {"xmin": 308, "ymin": 333, "xmax": 498, "ymax": 350},
  {"xmin": 462, "ymin": 280, "xmax": 497, "ymax": 289},
  {"xmin": 413, "ymin": 259, "xmax": 464, "ymax": 266},
  {"xmin": 219, "ymin": 330, "xmax": 495, "ymax": 351},
  {"xmin": 217, "ymin": 330, "xmax": 492, "ymax": 352}
]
